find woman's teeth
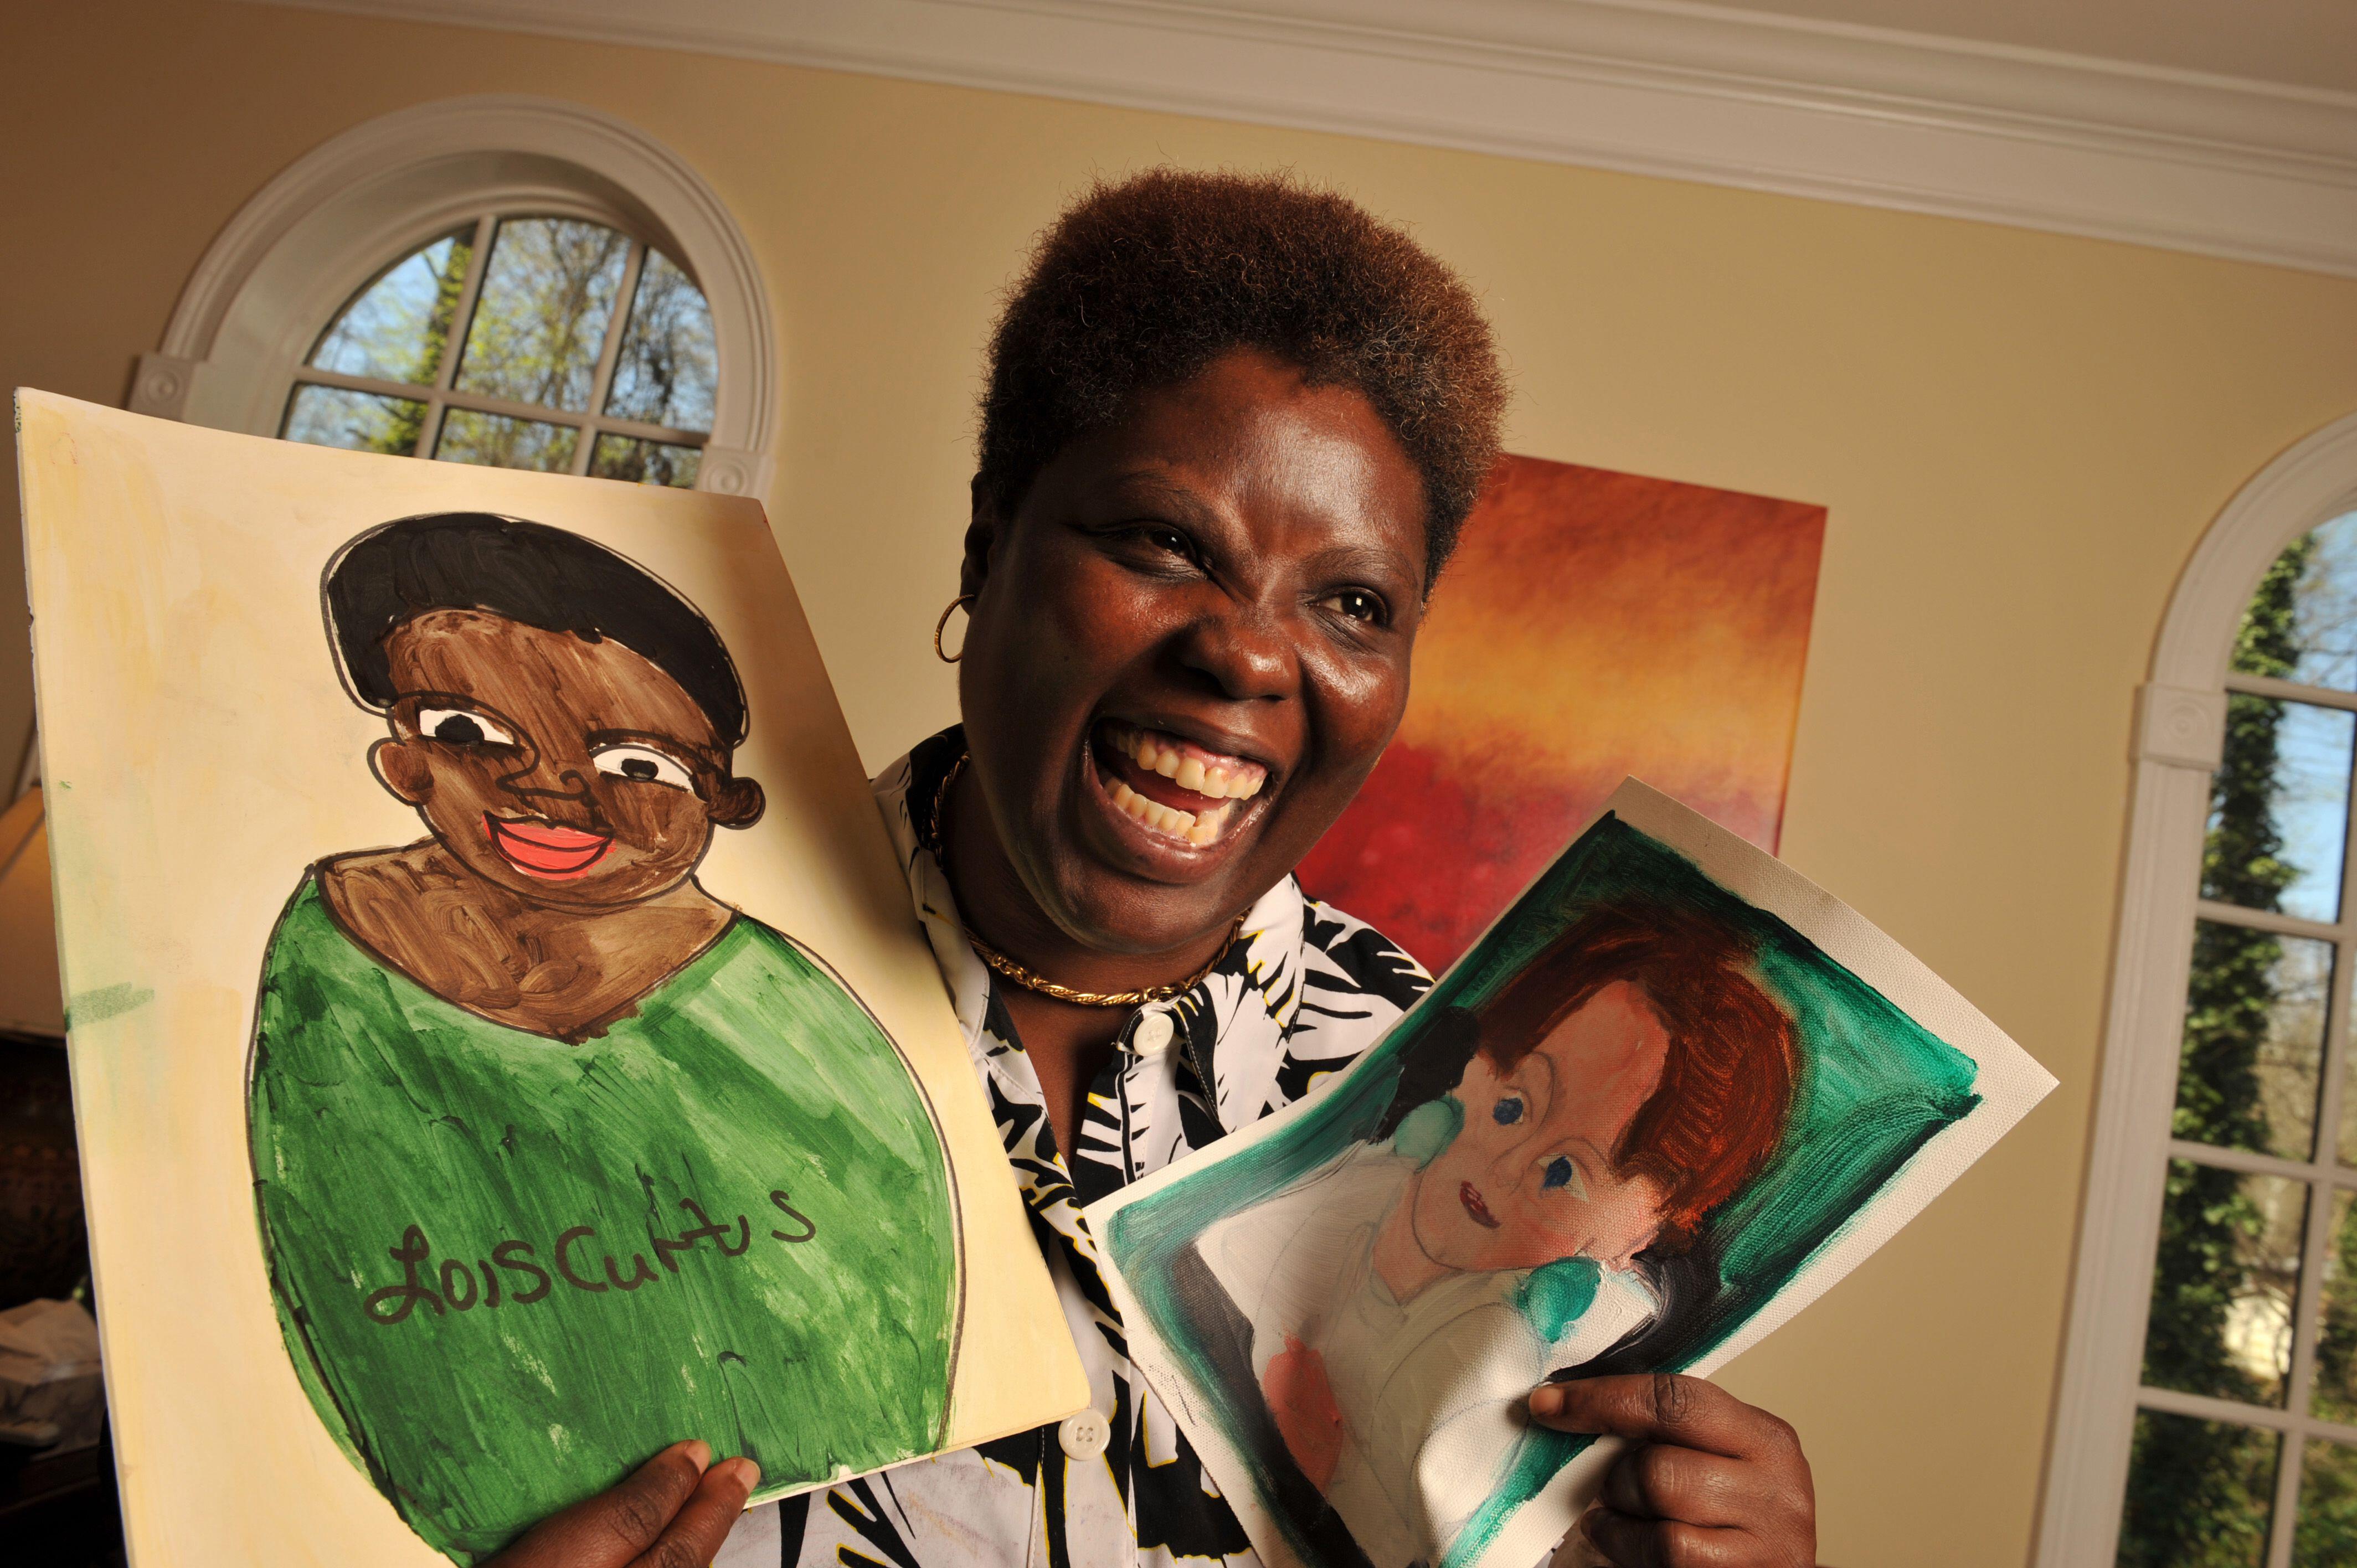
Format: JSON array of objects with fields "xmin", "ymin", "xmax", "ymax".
[
  {"xmin": 1120, "ymin": 729, "xmax": 1266, "ymax": 800},
  {"xmin": 1108, "ymin": 780, "xmax": 1234, "ymax": 847},
  {"xmin": 1095, "ymin": 721, "xmax": 1267, "ymax": 848}
]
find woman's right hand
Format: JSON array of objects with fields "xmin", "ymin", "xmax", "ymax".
[{"xmin": 482, "ymin": 1440, "xmax": 759, "ymax": 1568}]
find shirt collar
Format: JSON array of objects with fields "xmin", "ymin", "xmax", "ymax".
[{"xmin": 871, "ymin": 725, "xmax": 1314, "ymax": 1135}]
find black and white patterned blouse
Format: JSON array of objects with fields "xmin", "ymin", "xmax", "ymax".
[{"xmin": 713, "ymin": 728, "xmax": 1430, "ymax": 1568}]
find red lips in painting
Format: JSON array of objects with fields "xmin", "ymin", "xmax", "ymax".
[{"xmin": 485, "ymin": 814, "xmax": 614, "ymax": 879}]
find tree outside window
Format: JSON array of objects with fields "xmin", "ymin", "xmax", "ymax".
[{"xmin": 279, "ymin": 213, "xmax": 717, "ymax": 488}]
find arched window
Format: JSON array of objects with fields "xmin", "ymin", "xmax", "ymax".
[
  {"xmin": 2041, "ymin": 412, "xmax": 2357, "ymax": 1568},
  {"xmin": 282, "ymin": 214, "xmax": 717, "ymax": 486},
  {"xmin": 2119, "ymin": 511, "xmax": 2357, "ymax": 1566},
  {"xmin": 131, "ymin": 96, "xmax": 775, "ymax": 497}
]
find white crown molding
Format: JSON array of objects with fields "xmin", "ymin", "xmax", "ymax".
[
  {"xmin": 245, "ymin": 0, "xmax": 2357, "ymax": 277},
  {"xmin": 151, "ymin": 93, "xmax": 776, "ymax": 493}
]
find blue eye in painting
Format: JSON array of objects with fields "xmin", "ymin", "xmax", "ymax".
[
  {"xmin": 1543, "ymin": 1156, "xmax": 1576, "ymax": 1190},
  {"xmin": 1492, "ymin": 1097, "xmax": 1524, "ymax": 1125}
]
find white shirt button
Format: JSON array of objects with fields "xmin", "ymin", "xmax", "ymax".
[
  {"xmin": 1058, "ymin": 1408, "xmax": 1110, "ymax": 1460},
  {"xmin": 1131, "ymin": 1009, "xmax": 1176, "ymax": 1055}
]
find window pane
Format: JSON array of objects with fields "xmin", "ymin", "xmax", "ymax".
[
  {"xmin": 589, "ymin": 434, "xmax": 701, "ymax": 489},
  {"xmin": 2297, "ymin": 1437, "xmax": 2357, "ymax": 1567},
  {"xmin": 2237, "ymin": 512, "xmax": 2357, "ymax": 694},
  {"xmin": 280, "ymin": 384, "xmax": 426, "ymax": 456},
  {"xmin": 434, "ymin": 409, "xmax": 579, "ymax": 473},
  {"xmin": 2205, "ymin": 693, "xmax": 2354, "ymax": 925},
  {"xmin": 306, "ymin": 228, "xmax": 474, "ymax": 388},
  {"xmin": 2144, "ymin": 1161, "xmax": 2308, "ymax": 1407},
  {"xmin": 603, "ymin": 250, "xmax": 716, "ymax": 433},
  {"xmin": 452, "ymin": 218, "xmax": 630, "ymax": 412},
  {"xmin": 2315, "ymin": 1192, "xmax": 2357, "ymax": 1421},
  {"xmin": 2117, "ymin": 1409, "xmax": 2279, "ymax": 1568},
  {"xmin": 2177, "ymin": 921, "xmax": 2332, "ymax": 1160}
]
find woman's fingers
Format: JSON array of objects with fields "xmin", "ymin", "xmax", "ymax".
[
  {"xmin": 1600, "ymin": 1445, "xmax": 1762, "ymax": 1528},
  {"xmin": 1528, "ymin": 1375, "xmax": 1784, "ymax": 1461},
  {"xmin": 1531, "ymin": 1378, "xmax": 1815, "ymax": 1567},
  {"xmin": 631, "ymin": 1456, "xmax": 761, "ymax": 1568},
  {"xmin": 1581, "ymin": 1507, "xmax": 1749, "ymax": 1568},
  {"xmin": 482, "ymin": 1440, "xmax": 719, "ymax": 1567}
]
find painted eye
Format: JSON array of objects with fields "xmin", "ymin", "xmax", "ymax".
[
  {"xmin": 591, "ymin": 744, "xmax": 693, "ymax": 790},
  {"xmin": 418, "ymin": 707, "xmax": 514, "ymax": 746},
  {"xmin": 1493, "ymin": 1097, "xmax": 1524, "ymax": 1125},
  {"xmin": 1542, "ymin": 1156, "xmax": 1588, "ymax": 1199}
]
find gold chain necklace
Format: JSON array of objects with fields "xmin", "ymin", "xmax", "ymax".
[{"xmin": 928, "ymin": 750, "xmax": 1246, "ymax": 1008}]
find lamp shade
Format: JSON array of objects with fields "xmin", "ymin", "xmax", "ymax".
[{"xmin": 0, "ymin": 788, "xmax": 66, "ymax": 1036}]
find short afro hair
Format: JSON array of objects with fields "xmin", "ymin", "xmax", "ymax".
[{"xmin": 975, "ymin": 169, "xmax": 1507, "ymax": 585}]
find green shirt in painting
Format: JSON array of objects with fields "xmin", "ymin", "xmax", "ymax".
[{"xmin": 247, "ymin": 874, "xmax": 959, "ymax": 1564}]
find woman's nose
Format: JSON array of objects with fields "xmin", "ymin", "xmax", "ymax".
[
  {"xmin": 499, "ymin": 757, "xmax": 596, "ymax": 809},
  {"xmin": 1172, "ymin": 605, "xmax": 1296, "ymax": 703}
]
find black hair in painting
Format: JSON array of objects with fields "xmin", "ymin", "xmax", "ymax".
[
  {"xmin": 323, "ymin": 513, "xmax": 749, "ymax": 746},
  {"xmin": 1370, "ymin": 1007, "xmax": 1480, "ymax": 1141}
]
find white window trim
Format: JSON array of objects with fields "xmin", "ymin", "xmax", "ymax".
[
  {"xmin": 128, "ymin": 94, "xmax": 776, "ymax": 497},
  {"xmin": 2037, "ymin": 408, "xmax": 2357, "ymax": 1567}
]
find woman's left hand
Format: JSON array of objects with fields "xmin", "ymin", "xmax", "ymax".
[{"xmin": 1527, "ymin": 1374, "xmax": 1815, "ymax": 1568}]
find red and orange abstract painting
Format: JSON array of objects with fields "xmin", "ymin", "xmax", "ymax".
[{"xmin": 1295, "ymin": 453, "xmax": 1825, "ymax": 972}]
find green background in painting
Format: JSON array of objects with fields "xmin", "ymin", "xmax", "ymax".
[{"xmin": 1103, "ymin": 814, "xmax": 1982, "ymax": 1568}]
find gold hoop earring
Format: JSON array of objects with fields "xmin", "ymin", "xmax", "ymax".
[{"xmin": 934, "ymin": 594, "xmax": 976, "ymax": 663}]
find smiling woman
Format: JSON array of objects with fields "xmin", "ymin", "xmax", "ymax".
[
  {"xmin": 485, "ymin": 170, "xmax": 1820, "ymax": 1568},
  {"xmin": 946, "ymin": 168, "xmax": 1509, "ymax": 1005}
]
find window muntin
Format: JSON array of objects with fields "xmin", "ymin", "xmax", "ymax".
[
  {"xmin": 277, "ymin": 213, "xmax": 716, "ymax": 487},
  {"xmin": 451, "ymin": 217, "xmax": 630, "ymax": 412},
  {"xmin": 308, "ymin": 227, "xmax": 473, "ymax": 386},
  {"xmin": 2121, "ymin": 510, "xmax": 2357, "ymax": 1566},
  {"xmin": 433, "ymin": 407, "xmax": 580, "ymax": 473},
  {"xmin": 604, "ymin": 250, "xmax": 717, "ymax": 433},
  {"xmin": 2205, "ymin": 695, "xmax": 2356, "ymax": 925},
  {"xmin": 2174, "ymin": 921, "xmax": 2332, "ymax": 1163},
  {"xmin": 281, "ymin": 385, "xmax": 429, "ymax": 458},
  {"xmin": 589, "ymin": 435, "xmax": 701, "ymax": 489}
]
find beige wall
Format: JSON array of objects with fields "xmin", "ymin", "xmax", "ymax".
[{"xmin": 12, "ymin": 3, "xmax": 2357, "ymax": 1562}]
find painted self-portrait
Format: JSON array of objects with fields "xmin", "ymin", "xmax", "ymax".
[
  {"xmin": 1195, "ymin": 904, "xmax": 1796, "ymax": 1568},
  {"xmin": 245, "ymin": 514, "xmax": 958, "ymax": 1564}
]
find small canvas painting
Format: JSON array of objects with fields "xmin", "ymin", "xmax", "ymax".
[
  {"xmin": 15, "ymin": 393, "xmax": 1088, "ymax": 1566},
  {"xmin": 1296, "ymin": 454, "xmax": 1824, "ymax": 971},
  {"xmin": 1089, "ymin": 780, "xmax": 2054, "ymax": 1568}
]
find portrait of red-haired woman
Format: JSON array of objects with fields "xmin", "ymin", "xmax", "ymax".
[{"xmin": 1194, "ymin": 901, "xmax": 1797, "ymax": 1568}]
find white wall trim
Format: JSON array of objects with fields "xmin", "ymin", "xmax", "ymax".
[
  {"xmin": 246, "ymin": 0, "xmax": 2357, "ymax": 277},
  {"xmin": 142, "ymin": 94, "xmax": 776, "ymax": 494},
  {"xmin": 2036, "ymin": 409, "xmax": 2357, "ymax": 1568}
]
